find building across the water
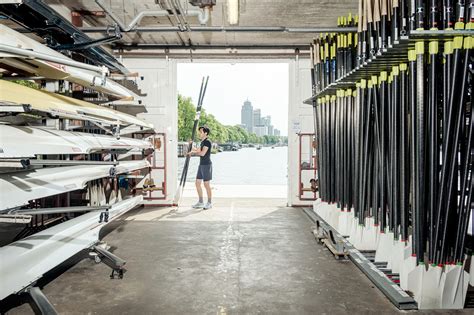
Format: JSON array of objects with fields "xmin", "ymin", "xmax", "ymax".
[{"xmin": 240, "ymin": 99, "xmax": 254, "ymax": 133}]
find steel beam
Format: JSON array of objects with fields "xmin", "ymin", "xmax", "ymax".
[{"xmin": 302, "ymin": 207, "xmax": 418, "ymax": 310}]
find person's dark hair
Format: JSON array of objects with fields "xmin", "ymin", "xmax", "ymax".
[{"xmin": 199, "ymin": 126, "xmax": 210, "ymax": 135}]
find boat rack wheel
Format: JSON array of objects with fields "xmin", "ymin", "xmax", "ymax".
[
  {"xmin": 89, "ymin": 251, "xmax": 102, "ymax": 264},
  {"xmin": 94, "ymin": 255, "xmax": 102, "ymax": 264}
]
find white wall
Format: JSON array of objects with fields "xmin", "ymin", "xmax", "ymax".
[
  {"xmin": 122, "ymin": 58, "xmax": 178, "ymax": 205},
  {"xmin": 287, "ymin": 58, "xmax": 314, "ymax": 206}
]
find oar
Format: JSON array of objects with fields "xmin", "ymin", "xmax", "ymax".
[
  {"xmin": 436, "ymin": 34, "xmax": 469, "ymax": 264},
  {"xmin": 399, "ymin": 63, "xmax": 409, "ymax": 242},
  {"xmin": 408, "ymin": 48, "xmax": 419, "ymax": 259},
  {"xmin": 415, "ymin": 0, "xmax": 425, "ymax": 30},
  {"xmin": 357, "ymin": 0, "xmax": 364, "ymax": 65},
  {"xmin": 443, "ymin": 0, "xmax": 455, "ymax": 30},
  {"xmin": 173, "ymin": 76, "xmax": 209, "ymax": 206},
  {"xmin": 434, "ymin": 30, "xmax": 464, "ymax": 264},
  {"xmin": 374, "ymin": 0, "xmax": 382, "ymax": 54},
  {"xmin": 381, "ymin": 0, "xmax": 389, "ymax": 49},
  {"xmin": 362, "ymin": 0, "xmax": 369, "ymax": 63},
  {"xmin": 392, "ymin": 66, "xmax": 401, "ymax": 239},
  {"xmin": 392, "ymin": 0, "xmax": 400, "ymax": 43},
  {"xmin": 400, "ymin": 0, "xmax": 408, "ymax": 35},
  {"xmin": 367, "ymin": 0, "xmax": 376, "ymax": 57},
  {"xmin": 454, "ymin": 88, "xmax": 473, "ymax": 262},
  {"xmin": 427, "ymin": 20, "xmax": 439, "ymax": 261},
  {"xmin": 414, "ymin": 40, "xmax": 426, "ymax": 263},
  {"xmin": 379, "ymin": 71, "xmax": 388, "ymax": 231}
]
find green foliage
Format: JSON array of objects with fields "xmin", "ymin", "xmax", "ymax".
[
  {"xmin": 178, "ymin": 94, "xmax": 285, "ymax": 145},
  {"xmin": 178, "ymin": 95, "xmax": 196, "ymax": 141},
  {"xmin": 11, "ymin": 80, "xmax": 39, "ymax": 89}
]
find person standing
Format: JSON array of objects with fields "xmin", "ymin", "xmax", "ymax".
[{"xmin": 188, "ymin": 126, "xmax": 213, "ymax": 209}]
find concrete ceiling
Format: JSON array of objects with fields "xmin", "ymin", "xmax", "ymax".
[
  {"xmin": 0, "ymin": 0, "xmax": 358, "ymax": 59},
  {"xmin": 46, "ymin": 0, "xmax": 358, "ymax": 55}
]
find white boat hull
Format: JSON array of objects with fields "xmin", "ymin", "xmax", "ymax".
[
  {"xmin": 0, "ymin": 125, "xmax": 152, "ymax": 158},
  {"xmin": 0, "ymin": 80, "xmax": 154, "ymax": 130},
  {"xmin": 0, "ymin": 196, "xmax": 142, "ymax": 300},
  {"xmin": 0, "ymin": 160, "xmax": 149, "ymax": 211},
  {"xmin": 0, "ymin": 24, "xmax": 136, "ymax": 100}
]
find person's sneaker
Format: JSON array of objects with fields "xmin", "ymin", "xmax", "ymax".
[
  {"xmin": 203, "ymin": 202, "xmax": 212, "ymax": 210},
  {"xmin": 192, "ymin": 202, "xmax": 205, "ymax": 209}
]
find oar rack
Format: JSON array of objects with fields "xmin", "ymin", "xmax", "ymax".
[
  {"xmin": 304, "ymin": 30, "xmax": 474, "ymax": 102},
  {"xmin": 306, "ymin": 26, "xmax": 474, "ymax": 310}
]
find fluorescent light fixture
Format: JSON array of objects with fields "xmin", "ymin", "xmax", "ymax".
[{"xmin": 227, "ymin": 0, "xmax": 239, "ymax": 25}]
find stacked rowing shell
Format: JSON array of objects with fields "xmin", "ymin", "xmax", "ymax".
[{"xmin": 0, "ymin": 24, "xmax": 154, "ymax": 301}]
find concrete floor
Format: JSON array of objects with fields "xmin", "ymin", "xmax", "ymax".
[{"xmin": 3, "ymin": 197, "xmax": 472, "ymax": 314}]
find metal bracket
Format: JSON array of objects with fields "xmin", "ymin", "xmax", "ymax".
[
  {"xmin": 88, "ymin": 121, "xmax": 123, "ymax": 139},
  {"xmin": 98, "ymin": 209, "xmax": 109, "ymax": 223},
  {"xmin": 7, "ymin": 205, "xmax": 111, "ymax": 216},
  {"xmin": 26, "ymin": 286, "xmax": 58, "ymax": 315},
  {"xmin": 55, "ymin": 25, "xmax": 122, "ymax": 51},
  {"xmin": 89, "ymin": 244, "xmax": 126, "ymax": 279},
  {"xmin": 0, "ymin": 159, "xmax": 118, "ymax": 169}
]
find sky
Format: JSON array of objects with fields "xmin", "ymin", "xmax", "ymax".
[{"xmin": 177, "ymin": 62, "xmax": 289, "ymax": 136}]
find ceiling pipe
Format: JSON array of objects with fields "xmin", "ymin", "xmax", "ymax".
[
  {"xmin": 81, "ymin": 26, "xmax": 357, "ymax": 33},
  {"xmin": 113, "ymin": 51, "xmax": 310, "ymax": 60},
  {"xmin": 169, "ymin": 0, "xmax": 209, "ymax": 25},
  {"xmin": 95, "ymin": 0, "xmax": 209, "ymax": 32},
  {"xmin": 169, "ymin": 0, "xmax": 188, "ymax": 30},
  {"xmin": 197, "ymin": 7, "xmax": 210, "ymax": 25},
  {"xmin": 114, "ymin": 43, "xmax": 310, "ymax": 50},
  {"xmin": 164, "ymin": 0, "xmax": 186, "ymax": 31}
]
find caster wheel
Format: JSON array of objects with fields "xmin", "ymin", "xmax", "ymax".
[
  {"xmin": 94, "ymin": 255, "xmax": 101, "ymax": 264},
  {"xmin": 334, "ymin": 255, "xmax": 339, "ymax": 260}
]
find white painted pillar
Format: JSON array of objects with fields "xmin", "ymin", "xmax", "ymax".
[
  {"xmin": 287, "ymin": 58, "xmax": 314, "ymax": 206},
  {"xmin": 122, "ymin": 58, "xmax": 178, "ymax": 205}
]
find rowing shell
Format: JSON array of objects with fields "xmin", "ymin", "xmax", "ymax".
[
  {"xmin": 0, "ymin": 79, "xmax": 154, "ymax": 129},
  {"xmin": 0, "ymin": 160, "xmax": 149, "ymax": 211},
  {"xmin": 0, "ymin": 24, "xmax": 136, "ymax": 100},
  {"xmin": 0, "ymin": 125, "xmax": 152, "ymax": 158}
]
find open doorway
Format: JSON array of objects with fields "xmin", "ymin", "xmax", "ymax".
[{"xmin": 176, "ymin": 61, "xmax": 289, "ymax": 199}]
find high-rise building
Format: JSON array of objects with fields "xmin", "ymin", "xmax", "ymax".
[
  {"xmin": 273, "ymin": 129, "xmax": 281, "ymax": 136},
  {"xmin": 253, "ymin": 125, "xmax": 267, "ymax": 137},
  {"xmin": 264, "ymin": 116, "xmax": 271, "ymax": 126},
  {"xmin": 253, "ymin": 109, "xmax": 261, "ymax": 127},
  {"xmin": 240, "ymin": 99, "xmax": 253, "ymax": 133},
  {"xmin": 268, "ymin": 125, "xmax": 274, "ymax": 136},
  {"xmin": 261, "ymin": 116, "xmax": 273, "ymax": 136}
]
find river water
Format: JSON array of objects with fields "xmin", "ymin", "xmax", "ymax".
[{"xmin": 177, "ymin": 146, "xmax": 288, "ymax": 185}]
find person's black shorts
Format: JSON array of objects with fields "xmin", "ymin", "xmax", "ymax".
[{"xmin": 196, "ymin": 164, "xmax": 212, "ymax": 181}]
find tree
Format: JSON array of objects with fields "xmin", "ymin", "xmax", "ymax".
[
  {"xmin": 200, "ymin": 111, "xmax": 228, "ymax": 143},
  {"xmin": 235, "ymin": 126, "xmax": 249, "ymax": 143},
  {"xmin": 177, "ymin": 95, "xmax": 196, "ymax": 141}
]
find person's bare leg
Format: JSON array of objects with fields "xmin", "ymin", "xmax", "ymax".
[
  {"xmin": 195, "ymin": 179, "xmax": 203, "ymax": 202},
  {"xmin": 203, "ymin": 181, "xmax": 212, "ymax": 203}
]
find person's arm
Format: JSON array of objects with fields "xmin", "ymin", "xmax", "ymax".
[
  {"xmin": 187, "ymin": 146, "xmax": 207, "ymax": 156},
  {"xmin": 196, "ymin": 146, "xmax": 208, "ymax": 156},
  {"xmin": 186, "ymin": 140, "xmax": 208, "ymax": 156}
]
